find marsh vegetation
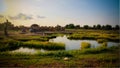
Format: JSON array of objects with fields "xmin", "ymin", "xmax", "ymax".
[{"xmin": 0, "ymin": 22, "xmax": 119, "ymax": 67}]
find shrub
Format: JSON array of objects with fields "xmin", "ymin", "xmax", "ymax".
[{"xmin": 81, "ymin": 42, "xmax": 91, "ymax": 49}]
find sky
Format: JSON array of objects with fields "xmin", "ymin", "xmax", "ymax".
[{"xmin": 0, "ymin": 0, "xmax": 119, "ymax": 27}]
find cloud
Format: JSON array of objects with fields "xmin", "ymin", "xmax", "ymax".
[
  {"xmin": 7, "ymin": 13, "xmax": 46, "ymax": 20},
  {"xmin": 8, "ymin": 13, "xmax": 33, "ymax": 20},
  {"xmin": 37, "ymin": 15, "xmax": 46, "ymax": 19}
]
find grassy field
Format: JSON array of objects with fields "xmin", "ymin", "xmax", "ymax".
[
  {"xmin": 0, "ymin": 29, "xmax": 119, "ymax": 67},
  {"xmin": 0, "ymin": 39, "xmax": 65, "ymax": 52},
  {"xmin": 0, "ymin": 45, "xmax": 119, "ymax": 67},
  {"xmin": 67, "ymin": 29, "xmax": 119, "ymax": 42}
]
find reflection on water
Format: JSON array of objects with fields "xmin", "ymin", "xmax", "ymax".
[
  {"xmin": 11, "ymin": 47, "xmax": 45, "ymax": 54},
  {"xmin": 11, "ymin": 35, "xmax": 119, "ymax": 53},
  {"xmin": 50, "ymin": 35, "xmax": 119, "ymax": 50}
]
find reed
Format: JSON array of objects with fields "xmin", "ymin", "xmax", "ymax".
[
  {"xmin": 0, "ymin": 40, "xmax": 21, "ymax": 51},
  {"xmin": 67, "ymin": 31, "xmax": 119, "ymax": 42},
  {"xmin": 100, "ymin": 42, "xmax": 107, "ymax": 47},
  {"xmin": 81, "ymin": 42, "xmax": 91, "ymax": 49},
  {"xmin": 17, "ymin": 37, "xmax": 48, "ymax": 41},
  {"xmin": 97, "ymin": 39, "xmax": 107, "ymax": 43},
  {"xmin": 22, "ymin": 40, "xmax": 65, "ymax": 50}
]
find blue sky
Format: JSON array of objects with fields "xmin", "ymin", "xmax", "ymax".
[{"xmin": 0, "ymin": 0, "xmax": 119, "ymax": 26}]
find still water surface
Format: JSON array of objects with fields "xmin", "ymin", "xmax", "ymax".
[
  {"xmin": 50, "ymin": 35, "xmax": 119, "ymax": 50},
  {"xmin": 11, "ymin": 47, "xmax": 45, "ymax": 54},
  {"xmin": 12, "ymin": 35, "xmax": 119, "ymax": 53}
]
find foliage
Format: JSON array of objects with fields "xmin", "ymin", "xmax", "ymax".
[
  {"xmin": 83, "ymin": 25, "xmax": 89, "ymax": 29},
  {"xmin": 0, "ymin": 38, "xmax": 65, "ymax": 51},
  {"xmin": 81, "ymin": 42, "xmax": 91, "ymax": 49},
  {"xmin": 17, "ymin": 37, "xmax": 48, "ymax": 41},
  {"xmin": 100, "ymin": 42, "xmax": 107, "ymax": 47},
  {"xmin": 0, "ymin": 44, "xmax": 119, "ymax": 67},
  {"xmin": 0, "ymin": 28, "xmax": 119, "ymax": 67},
  {"xmin": 97, "ymin": 39, "xmax": 107, "ymax": 43},
  {"xmin": 22, "ymin": 40, "xmax": 65, "ymax": 50},
  {"xmin": 0, "ymin": 40, "xmax": 21, "ymax": 51},
  {"xmin": 65, "ymin": 23, "xmax": 75, "ymax": 29},
  {"xmin": 67, "ymin": 30, "xmax": 119, "ymax": 42}
]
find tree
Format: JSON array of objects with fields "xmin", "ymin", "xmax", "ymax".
[
  {"xmin": 105, "ymin": 25, "xmax": 112, "ymax": 30},
  {"xmin": 30, "ymin": 24, "xmax": 39, "ymax": 33},
  {"xmin": 83, "ymin": 25, "xmax": 89, "ymax": 29},
  {"xmin": 65, "ymin": 24, "xmax": 75, "ymax": 29},
  {"xmin": 102, "ymin": 25, "xmax": 105, "ymax": 30},
  {"xmin": 93, "ymin": 25, "xmax": 96, "ymax": 29},
  {"xmin": 55, "ymin": 25, "xmax": 61, "ymax": 31},
  {"xmin": 96, "ymin": 24, "xmax": 101, "ymax": 29},
  {"xmin": 115, "ymin": 25, "xmax": 119, "ymax": 30},
  {"xmin": 75, "ymin": 25, "xmax": 80, "ymax": 29}
]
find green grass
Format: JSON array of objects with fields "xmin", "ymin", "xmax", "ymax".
[
  {"xmin": 0, "ymin": 39, "xmax": 21, "ymax": 51},
  {"xmin": 67, "ymin": 30, "xmax": 119, "ymax": 42},
  {"xmin": 97, "ymin": 39, "xmax": 107, "ymax": 43},
  {"xmin": 0, "ymin": 30, "xmax": 119, "ymax": 67},
  {"xmin": 0, "ymin": 45, "xmax": 119, "ymax": 67},
  {"xmin": 81, "ymin": 42, "xmax": 91, "ymax": 49},
  {"xmin": 42, "ymin": 35, "xmax": 56, "ymax": 39},
  {"xmin": 100, "ymin": 42, "xmax": 107, "ymax": 47},
  {"xmin": 16, "ymin": 37, "xmax": 49, "ymax": 41},
  {"xmin": 11, "ymin": 35, "xmax": 49, "ymax": 41},
  {"xmin": 68, "ymin": 34, "xmax": 96, "ymax": 40},
  {"xmin": 0, "ymin": 39, "xmax": 65, "ymax": 51},
  {"xmin": 18, "ymin": 35, "xmax": 57, "ymax": 42},
  {"xmin": 22, "ymin": 40, "xmax": 65, "ymax": 50}
]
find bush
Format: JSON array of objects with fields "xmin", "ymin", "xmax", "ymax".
[{"xmin": 81, "ymin": 42, "xmax": 91, "ymax": 49}]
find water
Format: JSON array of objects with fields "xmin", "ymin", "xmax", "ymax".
[
  {"xmin": 11, "ymin": 47, "xmax": 45, "ymax": 54},
  {"xmin": 50, "ymin": 35, "xmax": 119, "ymax": 50},
  {"xmin": 12, "ymin": 35, "xmax": 119, "ymax": 53}
]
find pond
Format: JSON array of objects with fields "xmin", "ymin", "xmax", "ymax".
[
  {"xmin": 11, "ymin": 35, "xmax": 119, "ymax": 53},
  {"xmin": 49, "ymin": 35, "xmax": 119, "ymax": 50},
  {"xmin": 11, "ymin": 47, "xmax": 45, "ymax": 54}
]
